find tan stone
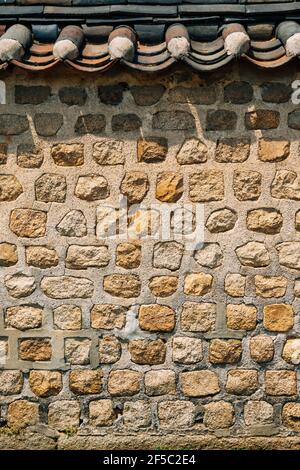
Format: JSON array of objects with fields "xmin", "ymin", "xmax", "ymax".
[
  {"xmin": 10, "ymin": 209, "xmax": 47, "ymax": 238},
  {"xmin": 144, "ymin": 370, "xmax": 176, "ymax": 396},
  {"xmin": 282, "ymin": 403, "xmax": 300, "ymax": 430},
  {"xmin": 204, "ymin": 401, "xmax": 235, "ymax": 430},
  {"xmin": 277, "ymin": 242, "xmax": 300, "ymax": 270},
  {"xmin": 26, "ymin": 246, "xmax": 59, "ymax": 268},
  {"xmin": 265, "ymin": 370, "xmax": 297, "ymax": 396},
  {"xmin": 69, "ymin": 370, "xmax": 102, "ymax": 395},
  {"xmin": 75, "ymin": 175, "xmax": 109, "ymax": 201},
  {"xmin": 226, "ymin": 304, "xmax": 257, "ymax": 330},
  {"xmin": 282, "ymin": 339, "xmax": 300, "ymax": 365},
  {"xmin": 123, "ymin": 401, "xmax": 152, "ymax": 429},
  {"xmin": 120, "ymin": 171, "xmax": 149, "ymax": 203},
  {"xmin": 139, "ymin": 304, "xmax": 175, "ymax": 332},
  {"xmin": 255, "ymin": 275, "xmax": 287, "ymax": 298},
  {"xmin": 184, "ymin": 272, "xmax": 213, "ymax": 296},
  {"xmin": 0, "ymin": 242, "xmax": 18, "ymax": 266},
  {"xmin": 53, "ymin": 304, "xmax": 82, "ymax": 330},
  {"xmin": 189, "ymin": 170, "xmax": 224, "ymax": 202},
  {"xmin": 236, "ymin": 241, "xmax": 270, "ymax": 267},
  {"xmin": 41, "ymin": 276, "xmax": 94, "ymax": 299},
  {"xmin": 153, "ymin": 241, "xmax": 184, "ymax": 271},
  {"xmin": 19, "ymin": 338, "xmax": 52, "ymax": 361},
  {"xmin": 108, "ymin": 370, "xmax": 141, "ymax": 396},
  {"xmin": 51, "ymin": 143, "xmax": 84, "ymax": 166},
  {"xmin": 89, "ymin": 400, "xmax": 115, "ymax": 427},
  {"xmin": 263, "ymin": 304, "xmax": 294, "ymax": 332},
  {"xmin": 99, "ymin": 336, "xmax": 121, "ymax": 364},
  {"xmin": 56, "ymin": 209, "xmax": 87, "ymax": 237},
  {"xmin": 149, "ymin": 276, "xmax": 178, "ymax": 297},
  {"xmin": 0, "ymin": 174, "xmax": 23, "ymax": 201},
  {"xmin": 215, "ymin": 138, "xmax": 250, "ymax": 163},
  {"xmin": 172, "ymin": 337, "xmax": 202, "ymax": 364},
  {"xmin": 233, "ymin": 170, "xmax": 261, "ymax": 201},
  {"xmin": 250, "ymin": 335, "xmax": 274, "ymax": 363},
  {"xmin": 65, "ymin": 338, "xmax": 91, "ymax": 365},
  {"xmin": 137, "ymin": 136, "xmax": 167, "ymax": 163},
  {"xmin": 66, "ymin": 245, "xmax": 110, "ymax": 269},
  {"xmin": 48, "ymin": 400, "xmax": 80, "ymax": 431},
  {"xmin": 244, "ymin": 401, "xmax": 274, "ymax": 426},
  {"xmin": 91, "ymin": 304, "xmax": 126, "ymax": 330},
  {"xmin": 224, "ymin": 274, "xmax": 246, "ymax": 297},
  {"xmin": 4, "ymin": 273, "xmax": 36, "ymax": 298},
  {"xmin": 258, "ymin": 139, "xmax": 289, "ymax": 162},
  {"xmin": 116, "ymin": 242, "xmax": 141, "ymax": 269},
  {"xmin": 206, "ymin": 208, "xmax": 237, "ymax": 233},
  {"xmin": 156, "ymin": 172, "xmax": 183, "ymax": 202},
  {"xmin": 176, "ymin": 137, "xmax": 207, "ymax": 164},
  {"xmin": 295, "ymin": 210, "xmax": 300, "ymax": 231},
  {"xmin": 93, "ymin": 139, "xmax": 124, "ymax": 165},
  {"xmin": 181, "ymin": 301, "xmax": 216, "ymax": 332},
  {"xmin": 6, "ymin": 305, "xmax": 43, "ymax": 330},
  {"xmin": 247, "ymin": 208, "xmax": 283, "ymax": 234},
  {"xmin": 181, "ymin": 370, "xmax": 220, "ymax": 397},
  {"xmin": 0, "ymin": 370, "xmax": 23, "ymax": 395},
  {"xmin": 226, "ymin": 370, "xmax": 258, "ymax": 395},
  {"xmin": 35, "ymin": 173, "xmax": 66, "ymax": 203},
  {"xmin": 29, "ymin": 370, "xmax": 62, "ymax": 397},
  {"xmin": 158, "ymin": 400, "xmax": 195, "ymax": 429},
  {"xmin": 271, "ymin": 170, "xmax": 300, "ymax": 200},
  {"xmin": 7, "ymin": 400, "xmax": 39, "ymax": 430},
  {"xmin": 194, "ymin": 243, "xmax": 223, "ymax": 269},
  {"xmin": 129, "ymin": 339, "xmax": 166, "ymax": 365},
  {"xmin": 209, "ymin": 339, "xmax": 242, "ymax": 364},
  {"xmin": 103, "ymin": 274, "xmax": 141, "ymax": 298}
]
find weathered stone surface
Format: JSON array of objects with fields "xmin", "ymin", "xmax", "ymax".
[
  {"xmin": 295, "ymin": 210, "xmax": 300, "ymax": 231},
  {"xmin": 129, "ymin": 339, "xmax": 166, "ymax": 365},
  {"xmin": 0, "ymin": 339, "xmax": 7, "ymax": 365},
  {"xmin": 271, "ymin": 170, "xmax": 300, "ymax": 200},
  {"xmin": 277, "ymin": 242, "xmax": 300, "ymax": 269},
  {"xmin": 226, "ymin": 370, "xmax": 258, "ymax": 395},
  {"xmin": 184, "ymin": 272, "xmax": 213, "ymax": 296},
  {"xmin": 120, "ymin": 171, "xmax": 149, "ymax": 204},
  {"xmin": 35, "ymin": 173, "xmax": 67, "ymax": 203},
  {"xmin": 181, "ymin": 370, "xmax": 220, "ymax": 397},
  {"xmin": 137, "ymin": 136, "xmax": 167, "ymax": 163},
  {"xmin": 75, "ymin": 114, "xmax": 106, "ymax": 134},
  {"xmin": 153, "ymin": 111, "xmax": 195, "ymax": 130},
  {"xmin": 26, "ymin": 246, "xmax": 59, "ymax": 269},
  {"xmin": 0, "ymin": 242, "xmax": 18, "ymax": 266},
  {"xmin": 116, "ymin": 242, "xmax": 141, "ymax": 269},
  {"xmin": 34, "ymin": 113, "xmax": 63, "ymax": 136},
  {"xmin": 215, "ymin": 138, "xmax": 250, "ymax": 163},
  {"xmin": 144, "ymin": 370, "xmax": 176, "ymax": 396},
  {"xmin": 225, "ymin": 274, "xmax": 246, "ymax": 297},
  {"xmin": 224, "ymin": 81, "xmax": 253, "ymax": 103},
  {"xmin": 282, "ymin": 339, "xmax": 300, "ymax": 365},
  {"xmin": 139, "ymin": 304, "xmax": 175, "ymax": 332},
  {"xmin": 0, "ymin": 114, "xmax": 29, "ymax": 135},
  {"xmin": 91, "ymin": 304, "xmax": 126, "ymax": 330},
  {"xmin": 206, "ymin": 110, "xmax": 237, "ymax": 131},
  {"xmin": 169, "ymin": 86, "xmax": 216, "ymax": 104},
  {"xmin": 48, "ymin": 400, "xmax": 80, "ymax": 431},
  {"xmin": 123, "ymin": 401, "xmax": 152, "ymax": 429},
  {"xmin": 153, "ymin": 241, "xmax": 184, "ymax": 271},
  {"xmin": 0, "ymin": 143, "xmax": 7, "ymax": 164},
  {"xmin": 65, "ymin": 338, "xmax": 91, "ymax": 365},
  {"xmin": 158, "ymin": 400, "xmax": 195, "ymax": 429},
  {"xmin": 89, "ymin": 400, "xmax": 115, "ymax": 427},
  {"xmin": 131, "ymin": 85, "xmax": 165, "ymax": 106},
  {"xmin": 75, "ymin": 175, "xmax": 109, "ymax": 201},
  {"xmin": 149, "ymin": 276, "xmax": 178, "ymax": 297},
  {"xmin": 69, "ymin": 370, "xmax": 102, "ymax": 395},
  {"xmin": 66, "ymin": 245, "xmax": 109, "ymax": 269},
  {"xmin": 172, "ymin": 337, "xmax": 202, "ymax": 364},
  {"xmin": 209, "ymin": 339, "xmax": 242, "ymax": 364},
  {"xmin": 10, "ymin": 209, "xmax": 47, "ymax": 238},
  {"xmin": 176, "ymin": 138, "xmax": 208, "ymax": 164},
  {"xmin": 194, "ymin": 243, "xmax": 223, "ymax": 268},
  {"xmin": 108, "ymin": 370, "xmax": 141, "ymax": 396},
  {"xmin": 4, "ymin": 273, "xmax": 36, "ymax": 298},
  {"xmin": 98, "ymin": 84, "xmax": 127, "ymax": 105},
  {"xmin": 19, "ymin": 338, "xmax": 52, "ymax": 361},
  {"xmin": 59, "ymin": 87, "xmax": 87, "ymax": 106},
  {"xmin": 29, "ymin": 370, "xmax": 62, "ymax": 397},
  {"xmin": 288, "ymin": 110, "xmax": 300, "ymax": 129},
  {"xmin": 0, "ymin": 175, "xmax": 23, "ymax": 201},
  {"xmin": 244, "ymin": 401, "xmax": 274, "ymax": 426},
  {"xmin": 17, "ymin": 144, "xmax": 43, "ymax": 168},
  {"xmin": 255, "ymin": 275, "xmax": 287, "ymax": 298},
  {"xmin": 93, "ymin": 139, "xmax": 124, "ymax": 165},
  {"xmin": 156, "ymin": 172, "xmax": 183, "ymax": 203},
  {"xmin": 245, "ymin": 109, "xmax": 279, "ymax": 129},
  {"xmin": 41, "ymin": 276, "xmax": 94, "ymax": 299},
  {"xmin": 103, "ymin": 274, "xmax": 141, "ymax": 298},
  {"xmin": 57, "ymin": 210, "xmax": 87, "ymax": 237},
  {"xmin": 282, "ymin": 403, "xmax": 300, "ymax": 430},
  {"xmin": 6, "ymin": 305, "xmax": 42, "ymax": 331},
  {"xmin": 250, "ymin": 335, "xmax": 274, "ymax": 363},
  {"xmin": 0, "ymin": 370, "xmax": 23, "ymax": 395},
  {"xmin": 181, "ymin": 301, "xmax": 216, "ymax": 332},
  {"xmin": 261, "ymin": 82, "xmax": 291, "ymax": 103},
  {"xmin": 265, "ymin": 370, "xmax": 297, "ymax": 396},
  {"xmin": 189, "ymin": 170, "xmax": 224, "ymax": 202},
  {"xmin": 53, "ymin": 304, "xmax": 82, "ymax": 330},
  {"xmin": 206, "ymin": 208, "xmax": 237, "ymax": 233},
  {"xmin": 7, "ymin": 400, "xmax": 39, "ymax": 430},
  {"xmin": 15, "ymin": 85, "xmax": 51, "ymax": 105},
  {"xmin": 258, "ymin": 139, "xmax": 290, "ymax": 162},
  {"xmin": 99, "ymin": 336, "xmax": 121, "ymax": 364},
  {"xmin": 247, "ymin": 208, "xmax": 282, "ymax": 234},
  {"xmin": 263, "ymin": 304, "xmax": 294, "ymax": 332},
  {"xmin": 204, "ymin": 401, "xmax": 235, "ymax": 430},
  {"xmin": 233, "ymin": 170, "xmax": 261, "ymax": 201},
  {"xmin": 51, "ymin": 143, "xmax": 84, "ymax": 166},
  {"xmin": 226, "ymin": 304, "xmax": 257, "ymax": 330},
  {"xmin": 112, "ymin": 114, "xmax": 141, "ymax": 132},
  {"xmin": 236, "ymin": 241, "xmax": 270, "ymax": 267}
]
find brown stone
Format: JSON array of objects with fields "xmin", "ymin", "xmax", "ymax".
[
  {"xmin": 10, "ymin": 209, "xmax": 47, "ymax": 238},
  {"xmin": 17, "ymin": 144, "xmax": 43, "ymax": 168},
  {"xmin": 250, "ymin": 335, "xmax": 274, "ymax": 363},
  {"xmin": 149, "ymin": 276, "xmax": 178, "ymax": 297},
  {"xmin": 181, "ymin": 301, "xmax": 216, "ymax": 332},
  {"xmin": 51, "ymin": 143, "xmax": 84, "ymax": 166},
  {"xmin": 169, "ymin": 86, "xmax": 216, "ymax": 104},
  {"xmin": 156, "ymin": 172, "xmax": 183, "ymax": 203},
  {"xmin": 29, "ymin": 370, "xmax": 62, "ymax": 397},
  {"xmin": 108, "ymin": 370, "xmax": 141, "ymax": 396},
  {"xmin": 271, "ymin": 170, "xmax": 300, "ymax": 200},
  {"xmin": 0, "ymin": 242, "xmax": 18, "ymax": 266},
  {"xmin": 181, "ymin": 370, "xmax": 220, "ymax": 397},
  {"xmin": 206, "ymin": 208, "xmax": 237, "ymax": 233},
  {"xmin": 263, "ymin": 304, "xmax": 294, "ymax": 332},
  {"xmin": 233, "ymin": 170, "xmax": 261, "ymax": 201},
  {"xmin": 103, "ymin": 274, "xmax": 141, "ymax": 298},
  {"xmin": 209, "ymin": 339, "xmax": 242, "ymax": 364},
  {"xmin": 120, "ymin": 171, "xmax": 149, "ymax": 204},
  {"xmin": 204, "ymin": 401, "xmax": 235, "ymax": 430},
  {"xmin": 89, "ymin": 400, "xmax": 115, "ymax": 427},
  {"xmin": 7, "ymin": 400, "xmax": 39, "ymax": 430},
  {"xmin": 99, "ymin": 336, "xmax": 121, "ymax": 364},
  {"xmin": 258, "ymin": 139, "xmax": 290, "ymax": 162},
  {"xmin": 112, "ymin": 114, "xmax": 141, "ymax": 132},
  {"xmin": 26, "ymin": 246, "xmax": 59, "ymax": 268},
  {"xmin": 129, "ymin": 339, "xmax": 166, "ymax": 365},
  {"xmin": 153, "ymin": 111, "xmax": 195, "ymax": 130},
  {"xmin": 139, "ymin": 304, "xmax": 175, "ymax": 332},
  {"xmin": 226, "ymin": 304, "xmax": 257, "ymax": 330},
  {"xmin": 59, "ymin": 86, "xmax": 87, "ymax": 106},
  {"xmin": 91, "ymin": 304, "xmax": 126, "ymax": 330},
  {"xmin": 19, "ymin": 338, "xmax": 52, "ymax": 361},
  {"xmin": 282, "ymin": 403, "xmax": 300, "ymax": 430},
  {"xmin": 0, "ymin": 174, "xmax": 23, "ymax": 201},
  {"xmin": 116, "ymin": 242, "xmax": 141, "ymax": 269},
  {"xmin": 244, "ymin": 401, "xmax": 274, "ymax": 426},
  {"xmin": 131, "ymin": 85, "xmax": 165, "ymax": 106},
  {"xmin": 75, "ymin": 114, "xmax": 106, "ymax": 134},
  {"xmin": 98, "ymin": 84, "xmax": 126, "ymax": 105},
  {"xmin": 215, "ymin": 138, "xmax": 250, "ymax": 163},
  {"xmin": 245, "ymin": 109, "xmax": 279, "ymax": 129},
  {"xmin": 137, "ymin": 136, "xmax": 168, "ymax": 163},
  {"xmin": 0, "ymin": 143, "xmax": 7, "ymax": 164},
  {"xmin": 69, "ymin": 370, "xmax": 102, "ymax": 395},
  {"xmin": 184, "ymin": 272, "xmax": 213, "ymax": 296},
  {"xmin": 224, "ymin": 81, "xmax": 253, "ymax": 104},
  {"xmin": 189, "ymin": 170, "xmax": 224, "ymax": 202},
  {"xmin": 206, "ymin": 109, "xmax": 237, "ymax": 131},
  {"xmin": 226, "ymin": 370, "xmax": 258, "ymax": 395},
  {"xmin": 265, "ymin": 370, "xmax": 297, "ymax": 396}
]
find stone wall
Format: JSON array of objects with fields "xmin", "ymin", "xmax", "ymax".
[{"xmin": 1, "ymin": 62, "xmax": 300, "ymax": 449}]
